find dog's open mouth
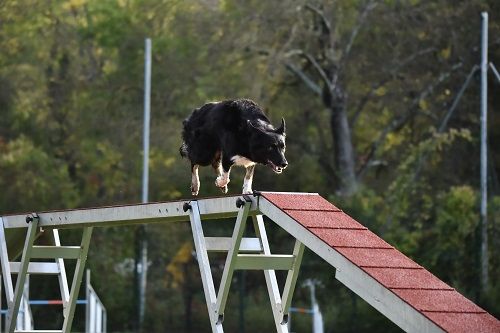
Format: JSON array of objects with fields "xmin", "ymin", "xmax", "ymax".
[{"xmin": 267, "ymin": 161, "xmax": 284, "ymax": 174}]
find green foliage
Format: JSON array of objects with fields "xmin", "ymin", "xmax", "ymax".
[{"xmin": 0, "ymin": 136, "xmax": 79, "ymax": 211}]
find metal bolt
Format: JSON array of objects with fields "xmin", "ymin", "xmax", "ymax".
[
  {"xmin": 236, "ymin": 198, "xmax": 245, "ymax": 208},
  {"xmin": 183, "ymin": 202, "xmax": 192, "ymax": 212}
]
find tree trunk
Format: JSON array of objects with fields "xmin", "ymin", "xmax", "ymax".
[{"xmin": 327, "ymin": 87, "xmax": 357, "ymax": 196}]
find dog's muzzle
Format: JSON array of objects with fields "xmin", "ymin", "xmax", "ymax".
[{"xmin": 267, "ymin": 160, "xmax": 288, "ymax": 174}]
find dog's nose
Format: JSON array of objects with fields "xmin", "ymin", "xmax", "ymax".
[{"xmin": 280, "ymin": 161, "xmax": 288, "ymax": 168}]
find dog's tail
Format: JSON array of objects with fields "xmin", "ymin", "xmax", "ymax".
[{"xmin": 179, "ymin": 141, "xmax": 188, "ymax": 158}]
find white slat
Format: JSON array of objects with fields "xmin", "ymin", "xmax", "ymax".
[{"xmin": 10, "ymin": 262, "xmax": 60, "ymax": 275}]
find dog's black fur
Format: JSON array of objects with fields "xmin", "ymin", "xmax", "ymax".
[{"xmin": 180, "ymin": 99, "xmax": 287, "ymax": 195}]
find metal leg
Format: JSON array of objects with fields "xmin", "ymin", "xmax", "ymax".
[
  {"xmin": 281, "ymin": 239, "xmax": 305, "ymax": 322},
  {"xmin": 253, "ymin": 215, "xmax": 289, "ymax": 333},
  {"xmin": 62, "ymin": 227, "xmax": 93, "ymax": 333},
  {"xmin": 1, "ymin": 219, "xmax": 96, "ymax": 333},
  {"xmin": 187, "ymin": 201, "xmax": 223, "ymax": 333},
  {"xmin": 86, "ymin": 269, "xmax": 90, "ymax": 333},
  {"xmin": 0, "ymin": 218, "xmax": 14, "ymax": 306},
  {"xmin": 187, "ymin": 202, "xmax": 303, "ymax": 333},
  {"xmin": 52, "ymin": 229, "xmax": 70, "ymax": 308},
  {"xmin": 6, "ymin": 218, "xmax": 38, "ymax": 333},
  {"xmin": 215, "ymin": 200, "xmax": 251, "ymax": 319}
]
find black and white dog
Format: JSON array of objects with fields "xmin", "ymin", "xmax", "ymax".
[{"xmin": 180, "ymin": 99, "xmax": 288, "ymax": 195}]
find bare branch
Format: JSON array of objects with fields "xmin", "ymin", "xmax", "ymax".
[
  {"xmin": 285, "ymin": 62, "xmax": 322, "ymax": 96},
  {"xmin": 338, "ymin": 0, "xmax": 378, "ymax": 78},
  {"xmin": 411, "ymin": 65, "xmax": 479, "ymax": 181},
  {"xmin": 283, "ymin": 49, "xmax": 303, "ymax": 57},
  {"xmin": 438, "ymin": 65, "xmax": 479, "ymax": 133},
  {"xmin": 301, "ymin": 52, "xmax": 333, "ymax": 91},
  {"xmin": 357, "ymin": 62, "xmax": 463, "ymax": 180},
  {"xmin": 304, "ymin": 4, "xmax": 331, "ymax": 34},
  {"xmin": 280, "ymin": 24, "xmax": 299, "ymax": 53},
  {"xmin": 350, "ymin": 47, "xmax": 436, "ymax": 128},
  {"xmin": 285, "ymin": 49, "xmax": 333, "ymax": 91}
]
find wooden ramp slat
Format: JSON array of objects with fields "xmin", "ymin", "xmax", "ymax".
[{"xmin": 259, "ymin": 192, "xmax": 500, "ymax": 333}]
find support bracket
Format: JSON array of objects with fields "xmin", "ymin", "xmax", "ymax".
[
  {"xmin": 186, "ymin": 197, "xmax": 304, "ymax": 333},
  {"xmin": 0, "ymin": 216, "xmax": 93, "ymax": 333}
]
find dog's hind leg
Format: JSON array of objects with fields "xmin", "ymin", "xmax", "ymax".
[
  {"xmin": 242, "ymin": 165, "xmax": 255, "ymax": 194},
  {"xmin": 191, "ymin": 164, "xmax": 200, "ymax": 196}
]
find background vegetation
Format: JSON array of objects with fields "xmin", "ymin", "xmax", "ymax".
[{"xmin": 0, "ymin": 0, "xmax": 499, "ymax": 332}]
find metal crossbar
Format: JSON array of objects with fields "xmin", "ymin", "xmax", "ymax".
[{"xmin": 185, "ymin": 197, "xmax": 305, "ymax": 333}]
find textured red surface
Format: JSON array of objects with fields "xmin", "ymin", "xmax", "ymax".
[
  {"xmin": 393, "ymin": 289, "xmax": 485, "ymax": 313},
  {"xmin": 285, "ymin": 210, "xmax": 366, "ymax": 229},
  {"xmin": 261, "ymin": 192, "xmax": 500, "ymax": 333},
  {"xmin": 336, "ymin": 248, "xmax": 421, "ymax": 268},
  {"xmin": 363, "ymin": 267, "xmax": 453, "ymax": 290},
  {"xmin": 311, "ymin": 228, "xmax": 393, "ymax": 248},
  {"xmin": 423, "ymin": 313, "xmax": 500, "ymax": 333},
  {"xmin": 260, "ymin": 192, "xmax": 340, "ymax": 211}
]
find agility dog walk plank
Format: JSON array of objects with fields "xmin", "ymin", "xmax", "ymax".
[
  {"xmin": 257, "ymin": 192, "xmax": 500, "ymax": 333},
  {"xmin": 1, "ymin": 192, "xmax": 499, "ymax": 333}
]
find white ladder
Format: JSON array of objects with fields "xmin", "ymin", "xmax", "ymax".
[
  {"xmin": 184, "ymin": 197, "xmax": 305, "ymax": 333},
  {"xmin": 0, "ymin": 214, "xmax": 93, "ymax": 333}
]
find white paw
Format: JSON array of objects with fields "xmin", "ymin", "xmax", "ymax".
[
  {"xmin": 221, "ymin": 185, "xmax": 228, "ymax": 194},
  {"xmin": 215, "ymin": 175, "xmax": 229, "ymax": 188},
  {"xmin": 191, "ymin": 185, "xmax": 199, "ymax": 196},
  {"xmin": 242, "ymin": 187, "xmax": 252, "ymax": 194}
]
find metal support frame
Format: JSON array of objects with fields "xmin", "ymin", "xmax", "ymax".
[
  {"xmin": 0, "ymin": 216, "xmax": 93, "ymax": 333},
  {"xmin": 185, "ymin": 197, "xmax": 305, "ymax": 333},
  {"xmin": 187, "ymin": 201, "xmax": 223, "ymax": 333},
  {"xmin": 1, "ymin": 192, "xmax": 482, "ymax": 332},
  {"xmin": 5, "ymin": 217, "xmax": 38, "ymax": 333},
  {"xmin": 253, "ymin": 215, "xmax": 304, "ymax": 332},
  {"xmin": 62, "ymin": 227, "xmax": 93, "ymax": 333}
]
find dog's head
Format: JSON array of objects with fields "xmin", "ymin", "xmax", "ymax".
[{"xmin": 248, "ymin": 118, "xmax": 288, "ymax": 174}]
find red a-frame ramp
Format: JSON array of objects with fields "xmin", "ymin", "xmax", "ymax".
[
  {"xmin": 257, "ymin": 192, "xmax": 499, "ymax": 333},
  {"xmin": 1, "ymin": 192, "xmax": 499, "ymax": 332}
]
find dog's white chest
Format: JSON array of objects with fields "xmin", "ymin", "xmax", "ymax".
[{"xmin": 231, "ymin": 155, "xmax": 256, "ymax": 168}]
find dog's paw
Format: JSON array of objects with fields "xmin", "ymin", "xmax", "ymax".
[
  {"xmin": 191, "ymin": 184, "xmax": 199, "ymax": 196},
  {"xmin": 220, "ymin": 185, "xmax": 228, "ymax": 194},
  {"xmin": 242, "ymin": 188, "xmax": 253, "ymax": 195},
  {"xmin": 215, "ymin": 175, "xmax": 229, "ymax": 188}
]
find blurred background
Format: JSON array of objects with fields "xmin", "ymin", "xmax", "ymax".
[{"xmin": 0, "ymin": 0, "xmax": 499, "ymax": 332}]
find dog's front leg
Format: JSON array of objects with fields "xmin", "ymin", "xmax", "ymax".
[
  {"xmin": 242, "ymin": 165, "xmax": 255, "ymax": 194},
  {"xmin": 215, "ymin": 157, "xmax": 232, "ymax": 193},
  {"xmin": 191, "ymin": 164, "xmax": 200, "ymax": 196}
]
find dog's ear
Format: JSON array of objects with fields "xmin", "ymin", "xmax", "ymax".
[
  {"xmin": 247, "ymin": 120, "xmax": 267, "ymax": 134},
  {"xmin": 275, "ymin": 118, "xmax": 286, "ymax": 135}
]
